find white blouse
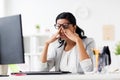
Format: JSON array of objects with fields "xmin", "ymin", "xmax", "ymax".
[{"xmin": 60, "ymin": 49, "xmax": 72, "ymax": 71}]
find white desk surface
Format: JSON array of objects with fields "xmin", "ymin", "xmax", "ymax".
[{"xmin": 0, "ymin": 73, "xmax": 120, "ymax": 80}]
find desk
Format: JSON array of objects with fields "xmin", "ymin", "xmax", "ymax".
[{"xmin": 0, "ymin": 73, "xmax": 120, "ymax": 80}]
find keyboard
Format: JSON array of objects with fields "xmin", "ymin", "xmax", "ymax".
[
  {"xmin": 11, "ymin": 71, "xmax": 71, "ymax": 75},
  {"xmin": 0, "ymin": 75, "xmax": 9, "ymax": 77}
]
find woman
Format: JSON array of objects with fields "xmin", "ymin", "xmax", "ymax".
[{"xmin": 40, "ymin": 12, "xmax": 95, "ymax": 73}]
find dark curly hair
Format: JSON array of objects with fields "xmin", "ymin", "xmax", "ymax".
[{"xmin": 55, "ymin": 12, "xmax": 87, "ymax": 47}]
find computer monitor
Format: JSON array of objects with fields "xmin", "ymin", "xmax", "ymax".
[{"xmin": 0, "ymin": 14, "xmax": 25, "ymax": 65}]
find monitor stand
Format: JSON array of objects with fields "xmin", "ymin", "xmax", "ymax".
[{"xmin": 0, "ymin": 65, "xmax": 9, "ymax": 77}]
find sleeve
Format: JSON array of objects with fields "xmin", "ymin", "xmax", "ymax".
[
  {"xmin": 39, "ymin": 41, "xmax": 58, "ymax": 71},
  {"xmin": 80, "ymin": 38, "xmax": 96, "ymax": 72},
  {"xmin": 80, "ymin": 58, "xmax": 93, "ymax": 72}
]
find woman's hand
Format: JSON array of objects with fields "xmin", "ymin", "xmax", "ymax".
[
  {"xmin": 45, "ymin": 28, "xmax": 61, "ymax": 44},
  {"xmin": 63, "ymin": 28, "xmax": 80, "ymax": 42},
  {"xmin": 40, "ymin": 28, "xmax": 61, "ymax": 63}
]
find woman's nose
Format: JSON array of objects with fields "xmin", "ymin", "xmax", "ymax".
[
  {"xmin": 60, "ymin": 28, "xmax": 64, "ymax": 33},
  {"xmin": 60, "ymin": 29, "xmax": 63, "ymax": 33}
]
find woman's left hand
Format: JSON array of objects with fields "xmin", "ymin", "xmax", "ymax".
[{"xmin": 63, "ymin": 28, "xmax": 80, "ymax": 42}]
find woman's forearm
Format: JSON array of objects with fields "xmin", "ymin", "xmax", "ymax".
[
  {"xmin": 76, "ymin": 38, "xmax": 89, "ymax": 61},
  {"xmin": 40, "ymin": 31, "xmax": 59, "ymax": 63},
  {"xmin": 40, "ymin": 42, "xmax": 49, "ymax": 63}
]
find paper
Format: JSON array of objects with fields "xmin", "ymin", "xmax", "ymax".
[{"xmin": 102, "ymin": 25, "xmax": 115, "ymax": 40}]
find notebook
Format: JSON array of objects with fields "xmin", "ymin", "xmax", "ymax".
[{"xmin": 11, "ymin": 71, "xmax": 71, "ymax": 75}]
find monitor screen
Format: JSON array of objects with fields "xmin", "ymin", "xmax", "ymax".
[{"xmin": 0, "ymin": 14, "xmax": 25, "ymax": 64}]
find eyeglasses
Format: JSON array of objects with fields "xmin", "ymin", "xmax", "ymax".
[{"xmin": 54, "ymin": 23, "xmax": 72, "ymax": 29}]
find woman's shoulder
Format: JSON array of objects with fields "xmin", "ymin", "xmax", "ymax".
[
  {"xmin": 49, "ymin": 40, "xmax": 60, "ymax": 48},
  {"xmin": 82, "ymin": 38, "xmax": 95, "ymax": 48},
  {"xmin": 82, "ymin": 38, "xmax": 95, "ymax": 44}
]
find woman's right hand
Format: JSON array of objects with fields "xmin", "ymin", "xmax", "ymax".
[
  {"xmin": 40, "ymin": 28, "xmax": 61, "ymax": 63},
  {"xmin": 45, "ymin": 28, "xmax": 61, "ymax": 44}
]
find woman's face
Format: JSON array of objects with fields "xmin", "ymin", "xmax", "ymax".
[{"xmin": 56, "ymin": 19, "xmax": 76, "ymax": 40}]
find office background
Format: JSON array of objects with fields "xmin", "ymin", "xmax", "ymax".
[{"xmin": 0, "ymin": 0, "xmax": 120, "ymax": 69}]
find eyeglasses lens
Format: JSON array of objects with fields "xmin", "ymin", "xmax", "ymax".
[{"xmin": 54, "ymin": 23, "xmax": 70, "ymax": 29}]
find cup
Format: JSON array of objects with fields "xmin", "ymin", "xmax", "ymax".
[{"xmin": 0, "ymin": 65, "xmax": 8, "ymax": 75}]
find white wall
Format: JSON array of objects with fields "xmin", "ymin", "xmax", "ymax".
[
  {"xmin": 0, "ymin": 0, "xmax": 5, "ymax": 17},
  {"xmin": 3, "ymin": 0, "xmax": 120, "ymax": 65}
]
